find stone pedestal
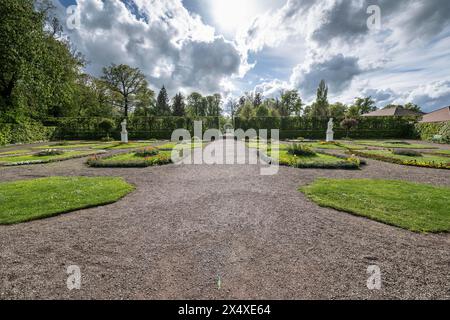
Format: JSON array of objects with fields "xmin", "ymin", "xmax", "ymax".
[
  {"xmin": 326, "ymin": 130, "xmax": 334, "ymax": 142},
  {"xmin": 121, "ymin": 132, "xmax": 128, "ymax": 143}
]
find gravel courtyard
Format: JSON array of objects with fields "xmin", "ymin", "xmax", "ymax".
[{"xmin": 0, "ymin": 141, "xmax": 449, "ymax": 299}]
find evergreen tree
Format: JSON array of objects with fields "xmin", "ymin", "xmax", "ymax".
[
  {"xmin": 172, "ymin": 92, "xmax": 186, "ymax": 116},
  {"xmin": 155, "ymin": 85, "xmax": 171, "ymax": 116}
]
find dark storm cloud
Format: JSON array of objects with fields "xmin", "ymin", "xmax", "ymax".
[{"xmin": 291, "ymin": 54, "xmax": 362, "ymax": 98}]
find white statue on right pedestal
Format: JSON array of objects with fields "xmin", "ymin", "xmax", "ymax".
[{"xmin": 326, "ymin": 118, "xmax": 334, "ymax": 142}]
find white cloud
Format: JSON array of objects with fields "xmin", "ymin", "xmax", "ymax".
[{"xmin": 56, "ymin": 0, "xmax": 248, "ymax": 95}]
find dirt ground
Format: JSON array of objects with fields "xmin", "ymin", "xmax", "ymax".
[{"xmin": 0, "ymin": 140, "xmax": 449, "ymax": 299}]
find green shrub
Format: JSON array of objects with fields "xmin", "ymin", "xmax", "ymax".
[
  {"xmin": 37, "ymin": 149, "xmax": 65, "ymax": 156},
  {"xmin": 415, "ymin": 121, "xmax": 450, "ymax": 143},
  {"xmin": 287, "ymin": 144, "xmax": 317, "ymax": 157},
  {"xmin": 54, "ymin": 141, "xmax": 70, "ymax": 146},
  {"xmin": 0, "ymin": 120, "xmax": 55, "ymax": 146},
  {"xmin": 135, "ymin": 147, "xmax": 159, "ymax": 157},
  {"xmin": 101, "ymin": 136, "xmax": 115, "ymax": 142},
  {"xmin": 392, "ymin": 149, "xmax": 422, "ymax": 157}
]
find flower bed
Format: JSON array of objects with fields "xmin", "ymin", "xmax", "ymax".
[
  {"xmin": 87, "ymin": 151, "xmax": 172, "ymax": 168},
  {"xmin": 352, "ymin": 149, "xmax": 450, "ymax": 169},
  {"xmin": 0, "ymin": 150, "xmax": 104, "ymax": 166}
]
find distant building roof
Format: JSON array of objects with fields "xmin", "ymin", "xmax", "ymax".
[
  {"xmin": 362, "ymin": 106, "xmax": 423, "ymax": 117},
  {"xmin": 420, "ymin": 106, "xmax": 450, "ymax": 123}
]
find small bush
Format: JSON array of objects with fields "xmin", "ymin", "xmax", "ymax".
[
  {"xmin": 54, "ymin": 141, "xmax": 70, "ymax": 146},
  {"xmin": 135, "ymin": 147, "xmax": 159, "ymax": 157},
  {"xmin": 287, "ymin": 144, "xmax": 317, "ymax": 157},
  {"xmin": 101, "ymin": 136, "xmax": 115, "ymax": 142},
  {"xmin": 36, "ymin": 149, "xmax": 65, "ymax": 156},
  {"xmin": 392, "ymin": 149, "xmax": 422, "ymax": 157}
]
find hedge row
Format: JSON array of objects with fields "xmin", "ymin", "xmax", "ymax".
[
  {"xmin": 415, "ymin": 121, "xmax": 450, "ymax": 143},
  {"xmin": 236, "ymin": 116, "xmax": 417, "ymax": 140},
  {"xmin": 0, "ymin": 121, "xmax": 56, "ymax": 146},
  {"xmin": 45, "ymin": 116, "xmax": 221, "ymax": 140}
]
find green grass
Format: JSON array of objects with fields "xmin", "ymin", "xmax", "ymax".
[
  {"xmin": 425, "ymin": 149, "xmax": 450, "ymax": 157},
  {"xmin": 35, "ymin": 143, "xmax": 110, "ymax": 150},
  {"xmin": 101, "ymin": 150, "xmax": 172, "ymax": 162},
  {"xmin": 300, "ymin": 178, "xmax": 450, "ymax": 233},
  {"xmin": 354, "ymin": 140, "xmax": 437, "ymax": 149},
  {"xmin": 0, "ymin": 149, "xmax": 33, "ymax": 156},
  {"xmin": 354, "ymin": 149, "xmax": 450, "ymax": 169},
  {"xmin": 87, "ymin": 150, "xmax": 173, "ymax": 168},
  {"xmin": 0, "ymin": 150, "xmax": 101, "ymax": 166},
  {"xmin": 157, "ymin": 142, "xmax": 205, "ymax": 150},
  {"xmin": 263, "ymin": 149, "xmax": 360, "ymax": 169},
  {"xmin": 0, "ymin": 177, "xmax": 134, "ymax": 224}
]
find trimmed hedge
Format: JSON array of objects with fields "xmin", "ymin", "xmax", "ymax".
[
  {"xmin": 415, "ymin": 121, "xmax": 450, "ymax": 143},
  {"xmin": 235, "ymin": 116, "xmax": 417, "ymax": 140},
  {"xmin": 0, "ymin": 121, "xmax": 56, "ymax": 146}
]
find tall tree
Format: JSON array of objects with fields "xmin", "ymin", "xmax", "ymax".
[
  {"xmin": 280, "ymin": 90, "xmax": 303, "ymax": 116},
  {"xmin": 328, "ymin": 102, "xmax": 348, "ymax": 119},
  {"xmin": 205, "ymin": 94, "xmax": 222, "ymax": 116},
  {"xmin": 155, "ymin": 85, "xmax": 171, "ymax": 116},
  {"xmin": 186, "ymin": 92, "xmax": 205, "ymax": 117},
  {"xmin": 172, "ymin": 92, "xmax": 186, "ymax": 116},
  {"xmin": 253, "ymin": 92, "xmax": 263, "ymax": 108},
  {"xmin": 311, "ymin": 80, "xmax": 329, "ymax": 118},
  {"xmin": 404, "ymin": 102, "xmax": 422, "ymax": 113},
  {"xmin": 101, "ymin": 64, "xmax": 148, "ymax": 119},
  {"xmin": 347, "ymin": 97, "xmax": 377, "ymax": 117},
  {"xmin": 0, "ymin": 0, "xmax": 81, "ymax": 119}
]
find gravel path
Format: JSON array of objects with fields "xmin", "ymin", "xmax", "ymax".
[{"xmin": 0, "ymin": 140, "xmax": 449, "ymax": 299}]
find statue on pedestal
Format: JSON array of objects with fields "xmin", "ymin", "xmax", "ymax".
[
  {"xmin": 121, "ymin": 119, "xmax": 128, "ymax": 143},
  {"xmin": 326, "ymin": 118, "xmax": 334, "ymax": 142}
]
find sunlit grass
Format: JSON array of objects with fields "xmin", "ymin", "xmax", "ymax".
[
  {"xmin": 300, "ymin": 178, "xmax": 450, "ymax": 232},
  {"xmin": 0, "ymin": 177, "xmax": 134, "ymax": 224}
]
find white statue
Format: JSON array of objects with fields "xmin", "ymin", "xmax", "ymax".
[
  {"xmin": 326, "ymin": 118, "xmax": 334, "ymax": 142},
  {"xmin": 121, "ymin": 119, "xmax": 128, "ymax": 143}
]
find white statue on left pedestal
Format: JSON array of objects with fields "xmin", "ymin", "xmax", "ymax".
[
  {"xmin": 326, "ymin": 118, "xmax": 334, "ymax": 142},
  {"xmin": 121, "ymin": 119, "xmax": 128, "ymax": 143}
]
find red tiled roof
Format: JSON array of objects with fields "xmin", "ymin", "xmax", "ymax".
[
  {"xmin": 420, "ymin": 106, "xmax": 450, "ymax": 123},
  {"xmin": 362, "ymin": 106, "xmax": 423, "ymax": 117}
]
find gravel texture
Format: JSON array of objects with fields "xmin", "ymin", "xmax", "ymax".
[{"xmin": 0, "ymin": 140, "xmax": 449, "ymax": 300}]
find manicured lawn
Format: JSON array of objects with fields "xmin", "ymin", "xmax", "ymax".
[
  {"xmin": 101, "ymin": 150, "xmax": 172, "ymax": 162},
  {"xmin": 0, "ymin": 177, "xmax": 134, "ymax": 224},
  {"xmin": 354, "ymin": 149, "xmax": 450, "ymax": 169},
  {"xmin": 426, "ymin": 149, "xmax": 450, "ymax": 157},
  {"xmin": 157, "ymin": 142, "xmax": 205, "ymax": 150},
  {"xmin": 35, "ymin": 143, "xmax": 109, "ymax": 150},
  {"xmin": 246, "ymin": 142, "xmax": 288, "ymax": 150},
  {"xmin": 100, "ymin": 142, "xmax": 156, "ymax": 150},
  {"xmin": 0, "ymin": 150, "xmax": 102, "ymax": 166},
  {"xmin": 300, "ymin": 178, "xmax": 450, "ymax": 233},
  {"xmin": 353, "ymin": 140, "xmax": 437, "ymax": 149},
  {"xmin": 0, "ymin": 149, "xmax": 33, "ymax": 156},
  {"xmin": 87, "ymin": 150, "xmax": 173, "ymax": 167},
  {"xmin": 264, "ymin": 149, "xmax": 360, "ymax": 169}
]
